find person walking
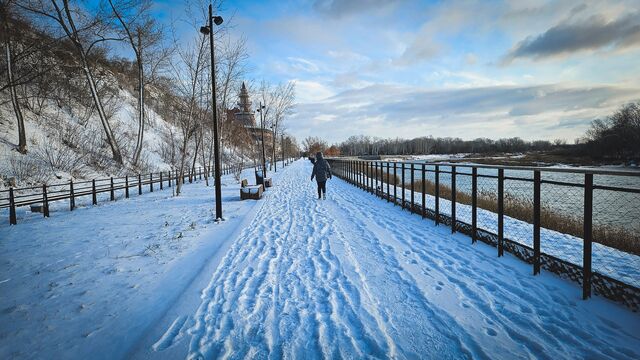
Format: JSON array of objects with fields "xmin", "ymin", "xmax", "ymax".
[{"xmin": 311, "ymin": 151, "xmax": 332, "ymax": 200}]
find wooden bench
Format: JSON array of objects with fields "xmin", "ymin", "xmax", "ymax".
[
  {"xmin": 255, "ymin": 171, "xmax": 273, "ymax": 188},
  {"xmin": 240, "ymin": 179, "xmax": 263, "ymax": 200}
]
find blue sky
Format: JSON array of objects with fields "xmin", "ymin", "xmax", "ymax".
[{"xmin": 161, "ymin": 0, "xmax": 640, "ymax": 143}]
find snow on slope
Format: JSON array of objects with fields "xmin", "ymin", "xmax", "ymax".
[
  {"xmin": 0, "ymin": 80, "xmax": 178, "ymax": 189},
  {"xmin": 0, "ymin": 165, "xmax": 285, "ymax": 359},
  {"xmin": 173, "ymin": 160, "xmax": 640, "ymax": 359}
]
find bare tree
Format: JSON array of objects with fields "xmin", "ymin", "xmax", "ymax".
[
  {"xmin": 107, "ymin": 0, "xmax": 170, "ymax": 166},
  {"xmin": 170, "ymin": 27, "xmax": 208, "ymax": 196},
  {"xmin": 303, "ymin": 136, "xmax": 327, "ymax": 155},
  {"xmin": 216, "ymin": 35, "xmax": 247, "ymax": 149},
  {"xmin": 269, "ymin": 81, "xmax": 295, "ymax": 171},
  {"xmin": 20, "ymin": 0, "xmax": 123, "ymax": 163}
]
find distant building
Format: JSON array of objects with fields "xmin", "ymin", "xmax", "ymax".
[{"xmin": 227, "ymin": 82, "xmax": 272, "ymax": 146}]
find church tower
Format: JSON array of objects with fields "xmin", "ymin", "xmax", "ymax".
[
  {"xmin": 239, "ymin": 82, "xmax": 251, "ymax": 113},
  {"xmin": 235, "ymin": 82, "xmax": 255, "ymax": 127}
]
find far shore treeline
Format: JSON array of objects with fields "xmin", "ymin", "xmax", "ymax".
[{"xmin": 302, "ymin": 101, "xmax": 640, "ymax": 165}]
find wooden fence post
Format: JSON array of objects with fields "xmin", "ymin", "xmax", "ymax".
[
  {"xmin": 160, "ymin": 172, "xmax": 163, "ymax": 190},
  {"xmin": 42, "ymin": 184, "xmax": 49, "ymax": 218},
  {"xmin": 110, "ymin": 177, "xmax": 115, "ymax": 201},
  {"xmin": 125, "ymin": 176, "xmax": 129, "ymax": 198},
  {"xmin": 69, "ymin": 180, "xmax": 75, "ymax": 211},
  {"xmin": 92, "ymin": 179, "xmax": 97, "ymax": 205},
  {"xmin": 138, "ymin": 174, "xmax": 142, "ymax": 195},
  {"xmin": 150, "ymin": 173, "xmax": 154, "ymax": 192},
  {"xmin": 9, "ymin": 188, "xmax": 17, "ymax": 225}
]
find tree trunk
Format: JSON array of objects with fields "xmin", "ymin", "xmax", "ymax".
[
  {"xmin": 200, "ymin": 130, "xmax": 209, "ymax": 186},
  {"xmin": 3, "ymin": 20, "xmax": 26, "ymax": 154},
  {"xmin": 176, "ymin": 135, "xmax": 189, "ymax": 196},
  {"xmin": 78, "ymin": 48, "xmax": 123, "ymax": 163},
  {"xmin": 55, "ymin": 0, "xmax": 123, "ymax": 164},
  {"xmin": 191, "ymin": 132, "xmax": 200, "ymax": 177},
  {"xmin": 132, "ymin": 36, "xmax": 144, "ymax": 165},
  {"xmin": 107, "ymin": 0, "xmax": 144, "ymax": 165}
]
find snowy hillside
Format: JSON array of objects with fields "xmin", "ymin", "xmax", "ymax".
[{"xmin": 0, "ymin": 76, "xmax": 181, "ymax": 190}]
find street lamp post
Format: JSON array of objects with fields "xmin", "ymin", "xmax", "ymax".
[
  {"xmin": 257, "ymin": 103, "xmax": 267, "ymax": 178},
  {"xmin": 271, "ymin": 124, "xmax": 276, "ymax": 172},
  {"xmin": 200, "ymin": 4, "xmax": 223, "ymax": 220}
]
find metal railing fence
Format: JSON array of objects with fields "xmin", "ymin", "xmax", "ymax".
[{"xmin": 327, "ymin": 158, "xmax": 640, "ymax": 311}]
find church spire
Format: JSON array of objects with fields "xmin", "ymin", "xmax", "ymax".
[
  {"xmin": 239, "ymin": 82, "xmax": 251, "ymax": 113},
  {"xmin": 234, "ymin": 81, "xmax": 256, "ymax": 127}
]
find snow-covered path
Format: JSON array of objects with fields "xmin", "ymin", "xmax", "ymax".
[{"xmin": 182, "ymin": 160, "xmax": 640, "ymax": 359}]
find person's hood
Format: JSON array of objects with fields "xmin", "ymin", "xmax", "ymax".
[{"xmin": 316, "ymin": 152, "xmax": 324, "ymax": 160}]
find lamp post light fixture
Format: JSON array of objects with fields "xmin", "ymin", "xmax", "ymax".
[
  {"xmin": 256, "ymin": 103, "xmax": 267, "ymax": 178},
  {"xmin": 200, "ymin": 3, "xmax": 224, "ymax": 221}
]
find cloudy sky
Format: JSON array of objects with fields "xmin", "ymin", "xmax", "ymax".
[{"xmin": 179, "ymin": 0, "xmax": 640, "ymax": 143}]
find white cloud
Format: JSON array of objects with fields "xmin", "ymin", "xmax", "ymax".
[
  {"xmin": 293, "ymin": 80, "xmax": 335, "ymax": 103},
  {"xmin": 286, "ymin": 57, "xmax": 321, "ymax": 73}
]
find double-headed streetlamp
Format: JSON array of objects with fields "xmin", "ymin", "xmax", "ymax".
[
  {"xmin": 256, "ymin": 103, "xmax": 267, "ymax": 178},
  {"xmin": 200, "ymin": 4, "xmax": 223, "ymax": 220}
]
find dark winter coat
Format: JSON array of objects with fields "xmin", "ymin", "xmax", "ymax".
[{"xmin": 311, "ymin": 152, "xmax": 331, "ymax": 182}]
